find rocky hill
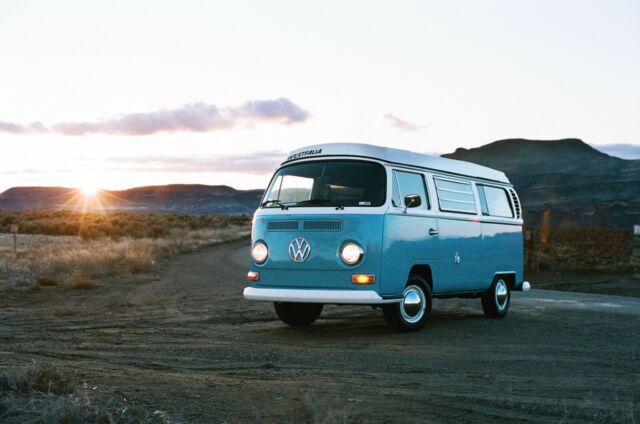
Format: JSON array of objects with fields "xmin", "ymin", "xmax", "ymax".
[
  {"xmin": 2, "ymin": 139, "xmax": 639, "ymax": 227},
  {"xmin": 444, "ymin": 138, "xmax": 640, "ymax": 228}
]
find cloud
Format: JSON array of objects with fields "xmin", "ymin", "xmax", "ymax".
[
  {"xmin": 0, "ymin": 98, "xmax": 310, "ymax": 136},
  {"xmin": 0, "ymin": 121, "xmax": 46, "ymax": 134},
  {"xmin": 2, "ymin": 151, "xmax": 286, "ymax": 178},
  {"xmin": 105, "ymin": 151, "xmax": 286, "ymax": 174},
  {"xmin": 242, "ymin": 99, "xmax": 310, "ymax": 124},
  {"xmin": 592, "ymin": 143, "xmax": 640, "ymax": 160},
  {"xmin": 382, "ymin": 113, "xmax": 421, "ymax": 132}
]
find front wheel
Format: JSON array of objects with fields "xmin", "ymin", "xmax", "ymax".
[
  {"xmin": 481, "ymin": 277, "xmax": 510, "ymax": 318},
  {"xmin": 383, "ymin": 276, "xmax": 432, "ymax": 332},
  {"xmin": 274, "ymin": 302, "xmax": 323, "ymax": 327}
]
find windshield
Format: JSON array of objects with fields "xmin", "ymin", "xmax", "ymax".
[{"xmin": 262, "ymin": 160, "xmax": 387, "ymax": 208}]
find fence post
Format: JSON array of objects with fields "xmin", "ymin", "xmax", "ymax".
[
  {"xmin": 633, "ymin": 225, "xmax": 640, "ymax": 278},
  {"xmin": 10, "ymin": 224, "xmax": 18, "ymax": 257},
  {"xmin": 525, "ymin": 229, "xmax": 540, "ymax": 273}
]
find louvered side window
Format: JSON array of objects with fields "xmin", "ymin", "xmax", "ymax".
[{"xmin": 434, "ymin": 178, "xmax": 477, "ymax": 214}]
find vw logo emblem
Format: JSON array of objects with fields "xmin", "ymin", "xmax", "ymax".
[{"xmin": 289, "ymin": 237, "xmax": 311, "ymax": 262}]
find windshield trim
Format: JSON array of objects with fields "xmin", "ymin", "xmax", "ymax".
[{"xmin": 260, "ymin": 159, "xmax": 388, "ymax": 209}]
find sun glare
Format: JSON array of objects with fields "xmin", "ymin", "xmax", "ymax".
[
  {"xmin": 67, "ymin": 181, "xmax": 109, "ymax": 213},
  {"xmin": 79, "ymin": 184, "xmax": 99, "ymax": 198}
]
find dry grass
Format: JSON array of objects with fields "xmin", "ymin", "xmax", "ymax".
[
  {"xmin": 0, "ymin": 362, "xmax": 175, "ymax": 423},
  {"xmin": 36, "ymin": 276, "xmax": 58, "ymax": 286},
  {"xmin": 67, "ymin": 271, "xmax": 99, "ymax": 290},
  {"xmin": 0, "ymin": 210, "xmax": 248, "ymax": 240},
  {"xmin": 0, "ymin": 223, "xmax": 249, "ymax": 290},
  {"xmin": 526, "ymin": 227, "xmax": 635, "ymax": 271},
  {"xmin": 0, "ymin": 362, "xmax": 73, "ymax": 396}
]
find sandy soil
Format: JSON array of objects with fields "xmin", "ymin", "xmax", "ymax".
[{"xmin": 1, "ymin": 240, "xmax": 639, "ymax": 423}]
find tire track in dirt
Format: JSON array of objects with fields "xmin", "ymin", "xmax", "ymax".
[{"xmin": 1, "ymin": 240, "xmax": 639, "ymax": 423}]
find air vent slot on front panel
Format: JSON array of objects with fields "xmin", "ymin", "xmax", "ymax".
[
  {"xmin": 302, "ymin": 220, "xmax": 343, "ymax": 231},
  {"xmin": 508, "ymin": 189, "xmax": 522, "ymax": 219},
  {"xmin": 267, "ymin": 220, "xmax": 299, "ymax": 231}
]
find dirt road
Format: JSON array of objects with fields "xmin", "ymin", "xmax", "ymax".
[{"xmin": 1, "ymin": 240, "xmax": 639, "ymax": 423}]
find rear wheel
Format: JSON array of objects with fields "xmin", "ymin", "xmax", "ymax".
[
  {"xmin": 274, "ymin": 302, "xmax": 323, "ymax": 327},
  {"xmin": 481, "ymin": 277, "xmax": 510, "ymax": 318},
  {"xmin": 383, "ymin": 275, "xmax": 432, "ymax": 332}
]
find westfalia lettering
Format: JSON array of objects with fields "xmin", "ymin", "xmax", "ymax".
[{"xmin": 287, "ymin": 149, "xmax": 322, "ymax": 161}]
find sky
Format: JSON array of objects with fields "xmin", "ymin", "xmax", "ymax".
[{"xmin": 1, "ymin": 0, "xmax": 639, "ymax": 192}]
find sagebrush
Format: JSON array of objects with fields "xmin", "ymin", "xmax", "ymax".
[
  {"xmin": 0, "ymin": 362, "xmax": 175, "ymax": 423},
  {"xmin": 0, "ymin": 210, "xmax": 249, "ymax": 240},
  {"xmin": 0, "ymin": 211, "xmax": 250, "ymax": 288}
]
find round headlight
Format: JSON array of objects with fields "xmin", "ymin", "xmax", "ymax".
[
  {"xmin": 251, "ymin": 242, "xmax": 268, "ymax": 264},
  {"xmin": 340, "ymin": 242, "xmax": 364, "ymax": 265}
]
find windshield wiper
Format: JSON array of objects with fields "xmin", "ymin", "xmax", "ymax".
[
  {"xmin": 291, "ymin": 199, "xmax": 344, "ymax": 210},
  {"xmin": 260, "ymin": 199, "xmax": 288, "ymax": 210}
]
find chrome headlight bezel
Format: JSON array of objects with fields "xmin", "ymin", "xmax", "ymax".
[
  {"xmin": 251, "ymin": 241, "xmax": 269, "ymax": 264},
  {"xmin": 340, "ymin": 242, "xmax": 364, "ymax": 265}
]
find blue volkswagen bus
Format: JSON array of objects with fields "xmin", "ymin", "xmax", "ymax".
[{"xmin": 244, "ymin": 143, "xmax": 530, "ymax": 332}]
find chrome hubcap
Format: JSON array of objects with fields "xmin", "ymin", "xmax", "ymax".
[
  {"xmin": 495, "ymin": 279, "xmax": 508, "ymax": 311},
  {"xmin": 400, "ymin": 285, "xmax": 426, "ymax": 323}
]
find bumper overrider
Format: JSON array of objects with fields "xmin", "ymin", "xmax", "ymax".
[
  {"xmin": 243, "ymin": 287, "xmax": 402, "ymax": 304},
  {"xmin": 517, "ymin": 281, "xmax": 531, "ymax": 292}
]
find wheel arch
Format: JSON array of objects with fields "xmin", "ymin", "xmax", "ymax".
[
  {"xmin": 408, "ymin": 264, "xmax": 433, "ymax": 292},
  {"xmin": 493, "ymin": 271, "xmax": 516, "ymax": 290}
]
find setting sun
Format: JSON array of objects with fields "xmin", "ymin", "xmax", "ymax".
[
  {"xmin": 79, "ymin": 185, "xmax": 99, "ymax": 198},
  {"xmin": 71, "ymin": 183, "xmax": 109, "ymax": 213}
]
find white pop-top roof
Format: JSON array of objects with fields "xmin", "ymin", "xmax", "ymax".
[{"xmin": 283, "ymin": 143, "xmax": 510, "ymax": 184}]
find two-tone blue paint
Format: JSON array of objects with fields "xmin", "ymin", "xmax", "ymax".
[
  {"xmin": 247, "ymin": 146, "xmax": 524, "ymax": 302},
  {"xmin": 251, "ymin": 214, "xmax": 385, "ymax": 291}
]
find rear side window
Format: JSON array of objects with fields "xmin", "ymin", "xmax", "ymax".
[
  {"xmin": 477, "ymin": 185, "xmax": 514, "ymax": 218},
  {"xmin": 393, "ymin": 170, "xmax": 429, "ymax": 209},
  {"xmin": 434, "ymin": 178, "xmax": 477, "ymax": 214}
]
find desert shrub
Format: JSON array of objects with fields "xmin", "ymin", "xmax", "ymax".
[
  {"xmin": 0, "ymin": 363, "xmax": 174, "ymax": 423},
  {"xmin": 0, "ymin": 362, "xmax": 73, "ymax": 396},
  {"xmin": 37, "ymin": 276, "xmax": 58, "ymax": 286},
  {"xmin": 67, "ymin": 271, "xmax": 99, "ymax": 290},
  {"xmin": 1, "ymin": 223, "xmax": 250, "ymax": 288},
  {"xmin": 0, "ymin": 210, "xmax": 250, "ymax": 240},
  {"xmin": 526, "ymin": 227, "xmax": 634, "ymax": 271}
]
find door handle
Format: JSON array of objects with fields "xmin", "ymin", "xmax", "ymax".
[{"xmin": 428, "ymin": 228, "xmax": 439, "ymax": 236}]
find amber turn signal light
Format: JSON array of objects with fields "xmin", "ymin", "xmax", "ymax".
[
  {"xmin": 352, "ymin": 274, "xmax": 375, "ymax": 284},
  {"xmin": 247, "ymin": 271, "xmax": 260, "ymax": 281}
]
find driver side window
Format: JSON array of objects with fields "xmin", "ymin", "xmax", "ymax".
[{"xmin": 392, "ymin": 170, "xmax": 429, "ymax": 209}]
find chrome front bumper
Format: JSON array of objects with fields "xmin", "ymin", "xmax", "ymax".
[
  {"xmin": 243, "ymin": 287, "xmax": 402, "ymax": 304},
  {"xmin": 514, "ymin": 281, "xmax": 532, "ymax": 292}
]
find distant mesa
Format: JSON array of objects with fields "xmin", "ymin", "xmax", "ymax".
[
  {"xmin": 443, "ymin": 138, "xmax": 622, "ymax": 175},
  {"xmin": 443, "ymin": 138, "xmax": 640, "ymax": 229},
  {"xmin": 2, "ymin": 138, "xmax": 639, "ymax": 228},
  {"xmin": 0, "ymin": 184, "xmax": 263, "ymax": 215}
]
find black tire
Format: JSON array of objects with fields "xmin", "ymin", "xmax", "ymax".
[
  {"xmin": 481, "ymin": 277, "xmax": 510, "ymax": 318},
  {"xmin": 273, "ymin": 302, "xmax": 323, "ymax": 327},
  {"xmin": 383, "ymin": 275, "xmax": 432, "ymax": 332}
]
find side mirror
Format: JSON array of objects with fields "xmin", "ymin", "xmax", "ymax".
[{"xmin": 404, "ymin": 194, "xmax": 421, "ymax": 208}]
